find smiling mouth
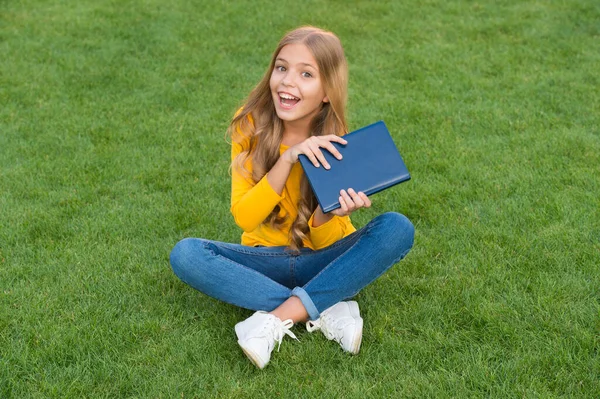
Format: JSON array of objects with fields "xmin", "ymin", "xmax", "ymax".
[{"xmin": 278, "ymin": 93, "xmax": 300, "ymax": 109}]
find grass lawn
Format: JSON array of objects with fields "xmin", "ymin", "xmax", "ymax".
[{"xmin": 1, "ymin": 0, "xmax": 599, "ymax": 397}]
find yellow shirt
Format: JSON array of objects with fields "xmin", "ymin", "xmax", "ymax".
[{"xmin": 230, "ymin": 124, "xmax": 356, "ymax": 250}]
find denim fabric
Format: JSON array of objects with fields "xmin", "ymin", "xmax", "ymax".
[{"xmin": 169, "ymin": 212, "xmax": 414, "ymax": 320}]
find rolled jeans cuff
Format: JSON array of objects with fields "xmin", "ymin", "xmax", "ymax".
[{"xmin": 291, "ymin": 287, "xmax": 319, "ymax": 321}]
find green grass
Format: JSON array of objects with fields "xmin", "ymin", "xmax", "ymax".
[{"xmin": 1, "ymin": 0, "xmax": 599, "ymax": 397}]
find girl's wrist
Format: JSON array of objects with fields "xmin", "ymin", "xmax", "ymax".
[
  {"xmin": 311, "ymin": 206, "xmax": 334, "ymax": 228},
  {"xmin": 280, "ymin": 149, "xmax": 297, "ymax": 166}
]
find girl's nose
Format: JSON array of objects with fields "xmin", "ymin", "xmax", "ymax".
[{"xmin": 282, "ymin": 72, "xmax": 295, "ymax": 87}]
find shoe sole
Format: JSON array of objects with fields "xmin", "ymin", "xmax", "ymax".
[
  {"xmin": 237, "ymin": 340, "xmax": 267, "ymax": 369},
  {"xmin": 347, "ymin": 301, "xmax": 363, "ymax": 355}
]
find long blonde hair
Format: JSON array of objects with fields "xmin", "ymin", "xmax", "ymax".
[{"xmin": 229, "ymin": 26, "xmax": 349, "ymax": 251}]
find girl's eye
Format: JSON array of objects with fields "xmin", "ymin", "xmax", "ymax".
[
  {"xmin": 276, "ymin": 65, "xmax": 286, "ymax": 72},
  {"xmin": 302, "ymin": 72, "xmax": 313, "ymax": 78}
]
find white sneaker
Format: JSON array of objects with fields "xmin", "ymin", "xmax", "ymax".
[
  {"xmin": 235, "ymin": 311, "xmax": 298, "ymax": 369},
  {"xmin": 306, "ymin": 301, "xmax": 363, "ymax": 355}
]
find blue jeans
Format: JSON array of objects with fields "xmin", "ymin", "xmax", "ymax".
[{"xmin": 169, "ymin": 212, "xmax": 414, "ymax": 320}]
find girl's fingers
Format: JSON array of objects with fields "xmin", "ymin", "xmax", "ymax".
[
  {"xmin": 347, "ymin": 188, "xmax": 364, "ymax": 208},
  {"xmin": 338, "ymin": 194, "xmax": 348, "ymax": 214},
  {"xmin": 313, "ymin": 135, "xmax": 346, "ymax": 159},
  {"xmin": 332, "ymin": 189, "xmax": 372, "ymax": 217},
  {"xmin": 334, "ymin": 190, "xmax": 373, "ymax": 216},
  {"xmin": 326, "ymin": 134, "xmax": 348, "ymax": 145},
  {"xmin": 340, "ymin": 189, "xmax": 355, "ymax": 211},
  {"xmin": 307, "ymin": 141, "xmax": 330, "ymax": 169},
  {"xmin": 321, "ymin": 141, "xmax": 343, "ymax": 160},
  {"xmin": 300, "ymin": 147, "xmax": 320, "ymax": 168},
  {"xmin": 297, "ymin": 135, "xmax": 347, "ymax": 169},
  {"xmin": 321, "ymin": 136, "xmax": 346, "ymax": 159},
  {"xmin": 359, "ymin": 192, "xmax": 372, "ymax": 208}
]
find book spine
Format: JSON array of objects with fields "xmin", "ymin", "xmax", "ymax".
[
  {"xmin": 322, "ymin": 174, "xmax": 411, "ymax": 213},
  {"xmin": 363, "ymin": 175, "xmax": 411, "ymax": 197}
]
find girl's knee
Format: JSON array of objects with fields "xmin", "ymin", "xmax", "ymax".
[
  {"xmin": 373, "ymin": 212, "xmax": 415, "ymax": 253},
  {"xmin": 377, "ymin": 212, "xmax": 414, "ymax": 235},
  {"xmin": 169, "ymin": 238, "xmax": 205, "ymax": 279}
]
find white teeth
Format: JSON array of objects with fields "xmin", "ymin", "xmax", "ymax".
[{"xmin": 280, "ymin": 93, "xmax": 299, "ymax": 100}]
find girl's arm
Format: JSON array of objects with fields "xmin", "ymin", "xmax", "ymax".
[
  {"xmin": 265, "ymin": 156, "xmax": 295, "ymax": 195},
  {"xmin": 230, "ymin": 142, "xmax": 289, "ymax": 232},
  {"xmin": 230, "ymin": 145, "xmax": 332, "ymax": 232},
  {"xmin": 308, "ymin": 188, "xmax": 371, "ymax": 248}
]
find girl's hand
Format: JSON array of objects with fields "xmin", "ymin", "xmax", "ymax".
[
  {"xmin": 330, "ymin": 188, "xmax": 372, "ymax": 217},
  {"xmin": 282, "ymin": 135, "xmax": 348, "ymax": 169},
  {"xmin": 311, "ymin": 188, "xmax": 370, "ymax": 227}
]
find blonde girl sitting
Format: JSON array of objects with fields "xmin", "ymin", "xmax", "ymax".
[{"xmin": 170, "ymin": 26, "xmax": 414, "ymax": 369}]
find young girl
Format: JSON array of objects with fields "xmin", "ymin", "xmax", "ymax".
[{"xmin": 170, "ymin": 26, "xmax": 414, "ymax": 369}]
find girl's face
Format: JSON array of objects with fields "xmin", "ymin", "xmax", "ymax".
[{"xmin": 270, "ymin": 43, "xmax": 328, "ymax": 129}]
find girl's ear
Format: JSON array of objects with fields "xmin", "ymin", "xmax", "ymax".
[{"xmin": 323, "ymin": 95, "xmax": 329, "ymax": 103}]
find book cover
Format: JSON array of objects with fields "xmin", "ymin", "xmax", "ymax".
[{"xmin": 299, "ymin": 120, "xmax": 411, "ymax": 213}]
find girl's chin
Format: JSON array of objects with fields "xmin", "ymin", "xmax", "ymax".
[
  {"xmin": 275, "ymin": 108, "xmax": 301, "ymax": 120},
  {"xmin": 274, "ymin": 107, "xmax": 321, "ymax": 124}
]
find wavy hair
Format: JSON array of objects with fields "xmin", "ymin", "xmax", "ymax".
[{"xmin": 228, "ymin": 26, "xmax": 348, "ymax": 251}]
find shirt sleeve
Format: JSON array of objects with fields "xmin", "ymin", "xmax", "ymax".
[
  {"xmin": 308, "ymin": 212, "xmax": 356, "ymax": 250},
  {"xmin": 230, "ymin": 140, "xmax": 284, "ymax": 232}
]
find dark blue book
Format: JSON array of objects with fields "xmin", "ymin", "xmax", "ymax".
[{"xmin": 299, "ymin": 120, "xmax": 411, "ymax": 213}]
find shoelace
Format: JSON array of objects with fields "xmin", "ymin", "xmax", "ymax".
[
  {"xmin": 263, "ymin": 318, "xmax": 298, "ymax": 352},
  {"xmin": 306, "ymin": 314, "xmax": 347, "ymax": 342},
  {"xmin": 306, "ymin": 319, "xmax": 321, "ymax": 333}
]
